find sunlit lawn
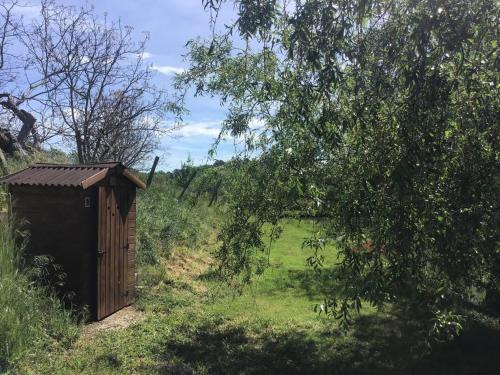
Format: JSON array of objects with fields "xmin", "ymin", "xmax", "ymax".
[{"xmin": 208, "ymin": 220, "xmax": 341, "ymax": 325}]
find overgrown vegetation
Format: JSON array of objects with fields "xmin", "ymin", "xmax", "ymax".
[
  {"xmin": 14, "ymin": 216, "xmax": 500, "ymax": 374},
  {"xmin": 1, "ymin": 157, "xmax": 499, "ymax": 373},
  {"xmin": 0, "ymin": 219, "xmax": 79, "ymax": 372},
  {"xmin": 0, "ymin": 0, "xmax": 498, "ymax": 372},
  {"xmin": 178, "ymin": 0, "xmax": 500, "ymax": 333},
  {"xmin": 0, "ymin": 155, "xmax": 218, "ymax": 373},
  {"xmin": 137, "ymin": 171, "xmax": 220, "ymax": 262}
]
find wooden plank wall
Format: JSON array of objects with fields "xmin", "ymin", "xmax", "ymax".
[
  {"xmin": 97, "ymin": 183, "xmax": 136, "ymax": 319},
  {"xmin": 97, "ymin": 187, "xmax": 106, "ymax": 319},
  {"xmin": 11, "ymin": 178, "xmax": 137, "ymax": 321},
  {"xmin": 11, "ymin": 186, "xmax": 98, "ymax": 314},
  {"xmin": 127, "ymin": 189, "xmax": 136, "ymax": 305}
]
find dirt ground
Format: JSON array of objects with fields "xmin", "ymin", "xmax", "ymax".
[{"xmin": 83, "ymin": 306, "xmax": 145, "ymax": 338}]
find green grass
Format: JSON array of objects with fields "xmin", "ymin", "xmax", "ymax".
[
  {"xmin": 15, "ymin": 218, "xmax": 500, "ymax": 374},
  {"xmin": 208, "ymin": 220, "xmax": 340, "ymax": 324},
  {"xmin": 0, "ymin": 220, "xmax": 79, "ymax": 373},
  {"xmin": 136, "ymin": 175, "xmax": 218, "ymax": 265},
  {"xmin": 3, "ymin": 155, "xmax": 500, "ymax": 373}
]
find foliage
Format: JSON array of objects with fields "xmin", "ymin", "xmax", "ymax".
[
  {"xmin": 178, "ymin": 0, "xmax": 500, "ymax": 329},
  {"xmin": 16, "ymin": 220, "xmax": 500, "ymax": 375},
  {"xmin": 136, "ymin": 172, "xmax": 214, "ymax": 265},
  {"xmin": 0, "ymin": 219, "xmax": 79, "ymax": 372},
  {"xmin": 171, "ymin": 158, "xmax": 230, "ymax": 206}
]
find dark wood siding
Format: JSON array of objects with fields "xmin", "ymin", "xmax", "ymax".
[
  {"xmin": 97, "ymin": 180, "xmax": 135, "ymax": 320},
  {"xmin": 10, "ymin": 185, "xmax": 98, "ymax": 314},
  {"xmin": 127, "ymin": 189, "xmax": 136, "ymax": 305},
  {"xmin": 3, "ymin": 163, "xmax": 142, "ymax": 321},
  {"xmin": 9, "ymin": 172, "xmax": 138, "ymax": 321}
]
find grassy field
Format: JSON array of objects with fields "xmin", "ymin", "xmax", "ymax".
[
  {"xmin": 13, "ymin": 219, "xmax": 500, "ymax": 374},
  {"xmin": 207, "ymin": 220, "xmax": 339, "ymax": 324}
]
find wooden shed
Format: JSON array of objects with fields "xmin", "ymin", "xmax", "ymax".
[{"xmin": 0, "ymin": 162, "xmax": 146, "ymax": 320}]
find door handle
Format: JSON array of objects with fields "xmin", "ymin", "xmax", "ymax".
[{"xmin": 97, "ymin": 249, "xmax": 106, "ymax": 257}]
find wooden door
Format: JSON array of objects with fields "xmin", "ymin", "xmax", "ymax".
[{"xmin": 97, "ymin": 185, "xmax": 131, "ymax": 320}]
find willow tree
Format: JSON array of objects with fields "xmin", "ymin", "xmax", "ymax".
[{"xmin": 178, "ymin": 0, "xmax": 499, "ymax": 331}]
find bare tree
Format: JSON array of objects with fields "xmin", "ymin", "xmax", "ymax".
[
  {"xmin": 0, "ymin": 0, "xmax": 32, "ymax": 157},
  {"xmin": 87, "ymin": 90, "xmax": 165, "ymax": 166},
  {"xmin": 0, "ymin": 0, "xmax": 87, "ymax": 157},
  {"xmin": 0, "ymin": 1, "xmax": 19, "ymax": 88},
  {"xmin": 24, "ymin": 2, "xmax": 176, "ymax": 166},
  {"xmin": 0, "ymin": 0, "xmax": 177, "ymax": 168}
]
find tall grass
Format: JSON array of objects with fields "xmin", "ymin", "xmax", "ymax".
[
  {"xmin": 136, "ymin": 174, "xmax": 215, "ymax": 265},
  {"xmin": 134, "ymin": 173, "xmax": 220, "ymax": 293},
  {"xmin": 0, "ymin": 220, "xmax": 79, "ymax": 371}
]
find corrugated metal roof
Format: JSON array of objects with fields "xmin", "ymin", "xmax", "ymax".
[{"xmin": 0, "ymin": 162, "xmax": 145, "ymax": 189}]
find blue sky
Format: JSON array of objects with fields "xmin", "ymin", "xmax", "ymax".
[{"xmin": 49, "ymin": 0, "xmax": 239, "ymax": 171}]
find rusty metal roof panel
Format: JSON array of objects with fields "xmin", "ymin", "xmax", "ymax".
[
  {"xmin": 0, "ymin": 162, "xmax": 145, "ymax": 189},
  {"xmin": 0, "ymin": 164, "xmax": 112, "ymax": 188}
]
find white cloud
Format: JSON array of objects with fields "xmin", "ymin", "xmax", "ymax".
[
  {"xmin": 151, "ymin": 65, "xmax": 185, "ymax": 75},
  {"xmin": 175, "ymin": 121, "xmax": 221, "ymax": 137},
  {"xmin": 170, "ymin": 117, "xmax": 267, "ymax": 139},
  {"xmin": 175, "ymin": 118, "xmax": 266, "ymax": 138}
]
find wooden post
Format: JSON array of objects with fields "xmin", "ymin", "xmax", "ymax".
[
  {"xmin": 178, "ymin": 169, "xmax": 197, "ymax": 200},
  {"xmin": 146, "ymin": 156, "xmax": 160, "ymax": 189},
  {"xmin": 208, "ymin": 178, "xmax": 223, "ymax": 207}
]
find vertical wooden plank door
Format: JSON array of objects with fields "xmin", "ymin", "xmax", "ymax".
[{"xmin": 97, "ymin": 186, "xmax": 130, "ymax": 320}]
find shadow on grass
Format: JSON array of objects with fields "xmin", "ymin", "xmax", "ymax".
[
  {"xmin": 197, "ymin": 266, "xmax": 222, "ymax": 282},
  {"xmin": 246, "ymin": 267, "xmax": 341, "ymax": 301},
  {"xmin": 198, "ymin": 261, "xmax": 340, "ymax": 300},
  {"xmin": 286, "ymin": 269, "xmax": 340, "ymax": 299},
  {"xmin": 157, "ymin": 310, "xmax": 500, "ymax": 375}
]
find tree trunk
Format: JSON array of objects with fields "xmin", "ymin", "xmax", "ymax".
[
  {"xmin": 16, "ymin": 109, "xmax": 36, "ymax": 146},
  {"xmin": 209, "ymin": 178, "xmax": 223, "ymax": 207},
  {"xmin": 0, "ymin": 128, "xmax": 27, "ymax": 157},
  {"xmin": 75, "ymin": 130, "xmax": 84, "ymax": 163},
  {"xmin": 485, "ymin": 255, "xmax": 500, "ymax": 314},
  {"xmin": 0, "ymin": 99, "xmax": 36, "ymax": 147},
  {"xmin": 31, "ymin": 126, "xmax": 41, "ymax": 149},
  {"xmin": 178, "ymin": 170, "xmax": 198, "ymax": 200}
]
